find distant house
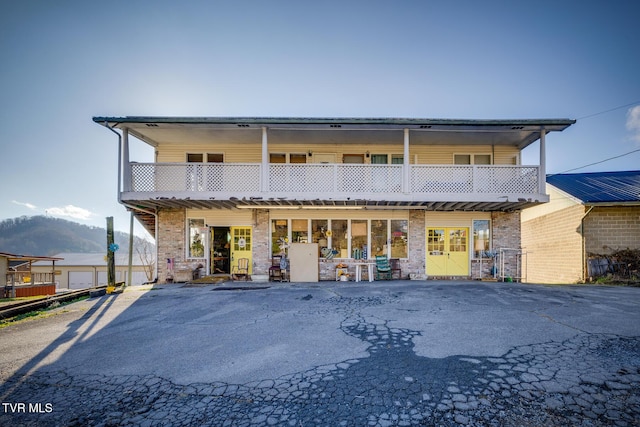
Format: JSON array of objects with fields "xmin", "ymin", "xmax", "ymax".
[
  {"xmin": 521, "ymin": 171, "xmax": 640, "ymax": 284},
  {"xmin": 32, "ymin": 252, "xmax": 151, "ymax": 289},
  {"xmin": 94, "ymin": 116, "xmax": 574, "ymax": 282}
]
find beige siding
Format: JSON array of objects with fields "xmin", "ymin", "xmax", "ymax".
[
  {"xmin": 157, "ymin": 142, "xmax": 522, "ymax": 165},
  {"xmin": 521, "ymin": 204, "xmax": 585, "ymax": 284},
  {"xmin": 425, "ymin": 211, "xmax": 490, "ymax": 227},
  {"xmin": 268, "ymin": 209, "xmax": 409, "ymax": 221},
  {"xmin": 583, "ymin": 206, "xmax": 640, "ymax": 255},
  {"xmin": 158, "ymin": 143, "xmax": 261, "ymax": 163},
  {"xmin": 521, "ymin": 185, "xmax": 580, "ymax": 222},
  {"xmin": 186, "ymin": 209, "xmax": 253, "ymax": 226}
]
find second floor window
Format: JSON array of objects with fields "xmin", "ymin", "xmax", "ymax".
[
  {"xmin": 454, "ymin": 154, "xmax": 491, "ymax": 165},
  {"xmin": 187, "ymin": 153, "xmax": 224, "ymax": 162}
]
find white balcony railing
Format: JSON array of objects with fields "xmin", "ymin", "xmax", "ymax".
[{"xmin": 128, "ymin": 163, "xmax": 540, "ymax": 197}]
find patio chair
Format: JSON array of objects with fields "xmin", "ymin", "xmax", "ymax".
[
  {"xmin": 375, "ymin": 255, "xmax": 392, "ymax": 280},
  {"xmin": 390, "ymin": 258, "xmax": 402, "ymax": 279},
  {"xmin": 232, "ymin": 258, "xmax": 250, "ymax": 281},
  {"xmin": 269, "ymin": 256, "xmax": 283, "ymax": 282}
]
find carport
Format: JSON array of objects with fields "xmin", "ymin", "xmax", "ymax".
[{"xmin": 0, "ymin": 252, "xmax": 63, "ymax": 298}]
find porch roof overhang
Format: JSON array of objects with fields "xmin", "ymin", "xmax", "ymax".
[
  {"xmin": 93, "ymin": 116, "xmax": 575, "ymax": 150},
  {"xmin": 125, "ymin": 196, "xmax": 545, "ymax": 237}
]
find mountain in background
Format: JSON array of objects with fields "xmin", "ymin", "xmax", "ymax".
[{"xmin": 0, "ymin": 216, "xmax": 153, "ymax": 256}]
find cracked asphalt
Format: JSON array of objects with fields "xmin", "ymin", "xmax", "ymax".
[{"xmin": 0, "ymin": 281, "xmax": 639, "ymax": 426}]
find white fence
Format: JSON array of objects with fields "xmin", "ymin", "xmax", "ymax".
[{"xmin": 129, "ymin": 163, "xmax": 539, "ymax": 196}]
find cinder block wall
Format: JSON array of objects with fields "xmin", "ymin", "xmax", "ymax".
[
  {"xmin": 521, "ymin": 204, "xmax": 584, "ymax": 284},
  {"xmin": 583, "ymin": 206, "xmax": 640, "ymax": 254}
]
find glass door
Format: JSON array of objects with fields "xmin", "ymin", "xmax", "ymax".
[{"xmin": 426, "ymin": 227, "xmax": 469, "ymax": 276}]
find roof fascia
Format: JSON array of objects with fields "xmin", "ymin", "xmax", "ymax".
[{"xmin": 93, "ymin": 116, "xmax": 575, "ymax": 130}]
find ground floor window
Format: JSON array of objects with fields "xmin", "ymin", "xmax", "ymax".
[
  {"xmin": 270, "ymin": 218, "xmax": 408, "ymax": 260},
  {"xmin": 472, "ymin": 219, "xmax": 491, "ymax": 258},
  {"xmin": 391, "ymin": 219, "xmax": 408, "ymax": 258},
  {"xmin": 272, "ymin": 220, "xmax": 288, "ymax": 256},
  {"xmin": 188, "ymin": 218, "xmax": 206, "ymax": 258}
]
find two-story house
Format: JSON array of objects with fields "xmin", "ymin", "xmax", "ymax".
[{"xmin": 94, "ymin": 117, "xmax": 574, "ymax": 282}]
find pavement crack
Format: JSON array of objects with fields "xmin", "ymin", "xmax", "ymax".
[{"xmin": 532, "ymin": 310, "xmax": 591, "ymax": 334}]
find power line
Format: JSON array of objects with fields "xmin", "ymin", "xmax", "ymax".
[
  {"xmin": 549, "ymin": 100, "xmax": 640, "ymax": 175},
  {"xmin": 576, "ymin": 100, "xmax": 640, "ymax": 121},
  {"xmin": 550, "ymin": 147, "xmax": 640, "ymax": 176}
]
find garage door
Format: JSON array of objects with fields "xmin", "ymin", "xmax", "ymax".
[
  {"xmin": 68, "ymin": 271, "xmax": 94, "ymax": 289},
  {"xmin": 97, "ymin": 271, "xmax": 122, "ymax": 285},
  {"xmin": 98, "ymin": 271, "xmax": 148, "ymax": 286},
  {"xmin": 131, "ymin": 271, "xmax": 148, "ymax": 285}
]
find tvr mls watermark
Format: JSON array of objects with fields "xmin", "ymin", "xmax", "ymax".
[{"xmin": 2, "ymin": 402, "xmax": 53, "ymax": 413}]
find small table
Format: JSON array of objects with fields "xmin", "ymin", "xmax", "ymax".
[{"xmin": 353, "ymin": 262, "xmax": 374, "ymax": 282}]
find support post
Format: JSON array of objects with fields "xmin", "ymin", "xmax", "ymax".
[
  {"xmin": 261, "ymin": 127, "xmax": 269, "ymax": 192},
  {"xmin": 122, "ymin": 128, "xmax": 131, "ymax": 192},
  {"xmin": 539, "ymin": 127, "xmax": 546, "ymax": 194},
  {"xmin": 403, "ymin": 128, "xmax": 410, "ymax": 193},
  {"xmin": 127, "ymin": 211, "xmax": 134, "ymax": 287}
]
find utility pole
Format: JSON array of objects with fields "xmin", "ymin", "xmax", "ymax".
[{"xmin": 107, "ymin": 216, "xmax": 116, "ymax": 288}]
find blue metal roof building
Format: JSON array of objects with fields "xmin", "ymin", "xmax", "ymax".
[{"xmin": 547, "ymin": 170, "xmax": 640, "ymax": 204}]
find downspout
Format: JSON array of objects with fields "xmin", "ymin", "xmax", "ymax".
[
  {"xmin": 105, "ymin": 122, "xmax": 123, "ymax": 203},
  {"xmin": 581, "ymin": 206, "xmax": 594, "ymax": 282},
  {"xmin": 105, "ymin": 122, "xmax": 159, "ymax": 282}
]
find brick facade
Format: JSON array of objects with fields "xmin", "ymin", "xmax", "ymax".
[
  {"xmin": 157, "ymin": 208, "xmax": 190, "ymax": 282},
  {"xmin": 492, "ymin": 211, "xmax": 524, "ymax": 281},
  {"xmin": 155, "ymin": 208, "xmax": 527, "ymax": 282},
  {"xmin": 253, "ymin": 209, "xmax": 270, "ymax": 275},
  {"xmin": 408, "ymin": 210, "xmax": 426, "ymax": 277}
]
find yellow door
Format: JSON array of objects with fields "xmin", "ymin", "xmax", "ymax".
[
  {"xmin": 447, "ymin": 228, "xmax": 469, "ymax": 276},
  {"xmin": 230, "ymin": 227, "xmax": 252, "ymax": 275},
  {"xmin": 426, "ymin": 227, "xmax": 469, "ymax": 276},
  {"xmin": 427, "ymin": 228, "xmax": 447, "ymax": 275}
]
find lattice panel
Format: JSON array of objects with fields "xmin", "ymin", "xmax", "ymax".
[
  {"xmin": 130, "ymin": 163, "xmax": 540, "ymax": 197},
  {"xmin": 130, "ymin": 163, "xmax": 261, "ymax": 192},
  {"xmin": 411, "ymin": 166, "xmax": 473, "ymax": 193},
  {"xmin": 271, "ymin": 164, "xmax": 402, "ymax": 193},
  {"xmin": 269, "ymin": 164, "xmax": 335, "ymax": 192},
  {"xmin": 131, "ymin": 164, "xmax": 155, "ymax": 191},
  {"xmin": 209, "ymin": 164, "xmax": 261, "ymax": 192},
  {"xmin": 474, "ymin": 166, "xmax": 539, "ymax": 193},
  {"xmin": 337, "ymin": 165, "xmax": 402, "ymax": 193}
]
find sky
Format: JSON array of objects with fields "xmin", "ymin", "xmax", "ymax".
[{"xmin": 1, "ymin": 0, "xmax": 639, "ymax": 239}]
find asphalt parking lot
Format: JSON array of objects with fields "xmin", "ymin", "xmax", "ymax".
[{"xmin": 1, "ymin": 280, "xmax": 639, "ymax": 426}]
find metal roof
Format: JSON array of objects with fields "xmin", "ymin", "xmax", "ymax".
[
  {"xmin": 0, "ymin": 252, "xmax": 63, "ymax": 262},
  {"xmin": 93, "ymin": 116, "xmax": 575, "ymax": 150},
  {"xmin": 547, "ymin": 170, "xmax": 640, "ymax": 204}
]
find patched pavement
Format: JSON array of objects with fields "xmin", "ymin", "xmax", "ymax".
[{"xmin": 1, "ymin": 281, "xmax": 639, "ymax": 426}]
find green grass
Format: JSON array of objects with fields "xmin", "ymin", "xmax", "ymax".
[{"xmin": 0, "ymin": 295, "xmax": 90, "ymax": 328}]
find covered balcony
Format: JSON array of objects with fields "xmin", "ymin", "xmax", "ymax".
[
  {"xmin": 94, "ymin": 116, "xmax": 575, "ymax": 234},
  {"xmin": 123, "ymin": 162, "xmax": 545, "ymax": 211}
]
